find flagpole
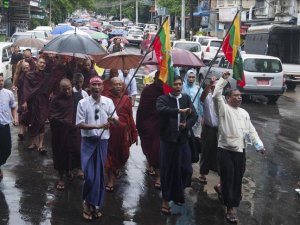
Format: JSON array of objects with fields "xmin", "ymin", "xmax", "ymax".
[
  {"xmin": 98, "ymin": 17, "xmax": 170, "ymax": 138},
  {"xmin": 192, "ymin": 10, "xmax": 240, "ymax": 103}
]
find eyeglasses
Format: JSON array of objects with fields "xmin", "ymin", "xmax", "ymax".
[{"xmin": 95, "ymin": 107, "xmax": 100, "ymax": 120}]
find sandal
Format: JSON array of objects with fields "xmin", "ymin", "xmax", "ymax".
[
  {"xmin": 38, "ymin": 147, "xmax": 47, "ymax": 154},
  {"xmin": 198, "ymin": 175, "xmax": 207, "ymax": 184},
  {"xmin": 154, "ymin": 182, "xmax": 161, "ymax": 190},
  {"xmin": 174, "ymin": 202, "xmax": 183, "ymax": 206},
  {"xmin": 105, "ymin": 185, "xmax": 114, "ymax": 192},
  {"xmin": 226, "ymin": 212, "xmax": 238, "ymax": 223},
  {"xmin": 161, "ymin": 206, "xmax": 171, "ymax": 215},
  {"xmin": 146, "ymin": 169, "xmax": 156, "ymax": 176},
  {"xmin": 27, "ymin": 145, "xmax": 37, "ymax": 151},
  {"xmin": 214, "ymin": 185, "xmax": 223, "ymax": 203},
  {"xmin": 56, "ymin": 181, "xmax": 65, "ymax": 191},
  {"xmin": 82, "ymin": 202, "xmax": 92, "ymax": 221},
  {"xmin": 93, "ymin": 209, "xmax": 102, "ymax": 219}
]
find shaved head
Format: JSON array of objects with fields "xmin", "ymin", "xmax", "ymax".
[
  {"xmin": 59, "ymin": 78, "xmax": 72, "ymax": 96},
  {"xmin": 60, "ymin": 78, "xmax": 72, "ymax": 87}
]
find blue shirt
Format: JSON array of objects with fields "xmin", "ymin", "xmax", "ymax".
[{"xmin": 0, "ymin": 88, "xmax": 16, "ymax": 125}]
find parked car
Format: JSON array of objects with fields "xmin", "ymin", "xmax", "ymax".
[
  {"xmin": 0, "ymin": 42, "xmax": 13, "ymax": 81},
  {"xmin": 26, "ymin": 30, "xmax": 48, "ymax": 40},
  {"xmin": 126, "ymin": 29, "xmax": 144, "ymax": 46},
  {"xmin": 144, "ymin": 24, "xmax": 158, "ymax": 32},
  {"xmin": 34, "ymin": 26, "xmax": 53, "ymax": 36},
  {"xmin": 173, "ymin": 40, "xmax": 204, "ymax": 60},
  {"xmin": 109, "ymin": 21, "xmax": 125, "ymax": 29},
  {"xmin": 200, "ymin": 39, "xmax": 223, "ymax": 61},
  {"xmin": 199, "ymin": 54, "xmax": 285, "ymax": 103},
  {"xmin": 10, "ymin": 32, "xmax": 34, "ymax": 42}
]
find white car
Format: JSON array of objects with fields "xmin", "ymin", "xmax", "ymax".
[
  {"xmin": 200, "ymin": 54, "xmax": 285, "ymax": 103},
  {"xmin": 126, "ymin": 29, "xmax": 144, "ymax": 45},
  {"xmin": 34, "ymin": 26, "xmax": 53, "ymax": 36},
  {"xmin": 172, "ymin": 40, "xmax": 204, "ymax": 60},
  {"xmin": 0, "ymin": 42, "xmax": 13, "ymax": 81},
  {"xmin": 199, "ymin": 38, "xmax": 223, "ymax": 61}
]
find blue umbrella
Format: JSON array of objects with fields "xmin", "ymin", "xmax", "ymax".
[{"xmin": 51, "ymin": 25, "xmax": 74, "ymax": 35}]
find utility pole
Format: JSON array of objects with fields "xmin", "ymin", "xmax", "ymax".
[
  {"xmin": 181, "ymin": 0, "xmax": 185, "ymax": 40},
  {"xmin": 49, "ymin": 0, "xmax": 52, "ymax": 26},
  {"xmin": 238, "ymin": 0, "xmax": 242, "ymax": 13},
  {"xmin": 136, "ymin": 0, "xmax": 138, "ymax": 25},
  {"xmin": 120, "ymin": 0, "xmax": 122, "ymax": 21}
]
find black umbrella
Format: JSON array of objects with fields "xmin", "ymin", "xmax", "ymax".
[{"xmin": 43, "ymin": 33, "xmax": 107, "ymax": 55}]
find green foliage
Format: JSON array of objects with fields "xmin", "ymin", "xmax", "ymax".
[{"xmin": 29, "ymin": 18, "xmax": 50, "ymax": 29}]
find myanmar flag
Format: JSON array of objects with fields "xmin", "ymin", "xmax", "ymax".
[
  {"xmin": 153, "ymin": 18, "xmax": 174, "ymax": 94},
  {"xmin": 222, "ymin": 12, "xmax": 244, "ymax": 86}
]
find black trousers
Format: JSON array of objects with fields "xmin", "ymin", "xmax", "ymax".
[
  {"xmin": 218, "ymin": 147, "xmax": 246, "ymax": 208},
  {"xmin": 0, "ymin": 124, "xmax": 12, "ymax": 166},
  {"xmin": 200, "ymin": 124, "xmax": 218, "ymax": 175}
]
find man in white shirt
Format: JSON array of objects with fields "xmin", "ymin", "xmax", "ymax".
[
  {"xmin": 0, "ymin": 74, "xmax": 17, "ymax": 181},
  {"xmin": 73, "ymin": 73, "xmax": 89, "ymax": 98},
  {"xmin": 76, "ymin": 76, "xmax": 119, "ymax": 220},
  {"xmin": 118, "ymin": 69, "xmax": 138, "ymax": 106},
  {"xmin": 213, "ymin": 71, "xmax": 265, "ymax": 223}
]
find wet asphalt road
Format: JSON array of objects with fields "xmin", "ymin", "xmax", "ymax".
[{"xmin": 1, "ymin": 63, "xmax": 300, "ymax": 224}]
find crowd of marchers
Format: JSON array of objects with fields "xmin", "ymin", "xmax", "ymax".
[{"xmin": 0, "ymin": 46, "xmax": 268, "ymax": 224}]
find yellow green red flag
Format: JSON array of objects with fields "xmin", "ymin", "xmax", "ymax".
[
  {"xmin": 222, "ymin": 12, "xmax": 244, "ymax": 86},
  {"xmin": 153, "ymin": 18, "xmax": 174, "ymax": 94}
]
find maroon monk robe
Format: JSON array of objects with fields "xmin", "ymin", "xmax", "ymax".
[
  {"xmin": 102, "ymin": 79, "xmax": 128, "ymax": 97},
  {"xmin": 22, "ymin": 70, "xmax": 51, "ymax": 137},
  {"xmin": 17, "ymin": 71, "xmax": 27, "ymax": 116},
  {"xmin": 49, "ymin": 93, "xmax": 81, "ymax": 171},
  {"xmin": 104, "ymin": 91, "xmax": 138, "ymax": 172},
  {"xmin": 136, "ymin": 83, "xmax": 163, "ymax": 169}
]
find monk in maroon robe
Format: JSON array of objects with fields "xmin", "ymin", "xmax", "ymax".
[
  {"xmin": 104, "ymin": 77, "xmax": 137, "ymax": 191},
  {"xmin": 102, "ymin": 69, "xmax": 127, "ymax": 97},
  {"xmin": 12, "ymin": 49, "xmax": 36, "ymax": 89},
  {"xmin": 15, "ymin": 61, "xmax": 30, "ymax": 140},
  {"xmin": 22, "ymin": 58, "xmax": 51, "ymax": 153},
  {"xmin": 49, "ymin": 79, "xmax": 81, "ymax": 190},
  {"xmin": 81, "ymin": 59, "xmax": 98, "ymax": 90},
  {"xmin": 136, "ymin": 71, "xmax": 163, "ymax": 188}
]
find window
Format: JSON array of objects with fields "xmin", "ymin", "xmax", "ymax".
[
  {"xmin": 174, "ymin": 43, "xmax": 201, "ymax": 52},
  {"xmin": 244, "ymin": 58, "xmax": 283, "ymax": 73},
  {"xmin": 200, "ymin": 39, "xmax": 209, "ymax": 46},
  {"xmin": 2, "ymin": 48, "xmax": 9, "ymax": 62},
  {"xmin": 210, "ymin": 41, "xmax": 222, "ymax": 48}
]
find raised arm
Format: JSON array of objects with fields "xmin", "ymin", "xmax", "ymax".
[{"xmin": 212, "ymin": 73, "xmax": 230, "ymax": 116}]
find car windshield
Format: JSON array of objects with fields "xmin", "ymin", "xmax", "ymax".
[
  {"xmin": 12, "ymin": 34, "xmax": 33, "ymax": 42},
  {"xmin": 110, "ymin": 22, "xmax": 123, "ymax": 27},
  {"xmin": 129, "ymin": 30, "xmax": 143, "ymax": 35},
  {"xmin": 210, "ymin": 41, "xmax": 222, "ymax": 47},
  {"xmin": 244, "ymin": 58, "xmax": 283, "ymax": 73},
  {"xmin": 174, "ymin": 43, "xmax": 200, "ymax": 52}
]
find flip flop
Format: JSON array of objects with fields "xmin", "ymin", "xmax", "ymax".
[
  {"xmin": 146, "ymin": 169, "xmax": 156, "ymax": 176},
  {"xmin": 82, "ymin": 202, "xmax": 92, "ymax": 221},
  {"xmin": 105, "ymin": 185, "xmax": 114, "ymax": 192},
  {"xmin": 38, "ymin": 147, "xmax": 47, "ymax": 154},
  {"xmin": 27, "ymin": 145, "xmax": 37, "ymax": 151},
  {"xmin": 226, "ymin": 212, "xmax": 238, "ymax": 223},
  {"xmin": 198, "ymin": 176, "xmax": 207, "ymax": 184},
  {"xmin": 161, "ymin": 206, "xmax": 171, "ymax": 215},
  {"xmin": 154, "ymin": 182, "xmax": 161, "ymax": 190},
  {"xmin": 56, "ymin": 182, "xmax": 65, "ymax": 191},
  {"xmin": 214, "ymin": 185, "xmax": 223, "ymax": 203},
  {"xmin": 93, "ymin": 209, "xmax": 102, "ymax": 219}
]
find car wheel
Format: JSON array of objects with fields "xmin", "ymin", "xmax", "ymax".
[
  {"xmin": 286, "ymin": 82, "xmax": 296, "ymax": 90},
  {"xmin": 140, "ymin": 49, "xmax": 144, "ymax": 55},
  {"xmin": 242, "ymin": 95, "xmax": 251, "ymax": 103},
  {"xmin": 267, "ymin": 95, "xmax": 280, "ymax": 104}
]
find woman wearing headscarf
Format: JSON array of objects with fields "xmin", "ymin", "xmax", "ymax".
[{"xmin": 182, "ymin": 69, "xmax": 203, "ymax": 139}]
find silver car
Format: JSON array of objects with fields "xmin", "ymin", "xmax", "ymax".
[{"xmin": 200, "ymin": 54, "xmax": 285, "ymax": 103}]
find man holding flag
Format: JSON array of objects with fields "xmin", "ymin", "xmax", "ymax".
[{"xmin": 213, "ymin": 12, "xmax": 266, "ymax": 223}]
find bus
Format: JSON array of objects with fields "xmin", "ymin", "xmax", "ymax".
[{"xmin": 244, "ymin": 24, "xmax": 300, "ymax": 90}]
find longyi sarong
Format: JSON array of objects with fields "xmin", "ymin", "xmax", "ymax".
[{"xmin": 81, "ymin": 137, "xmax": 108, "ymax": 207}]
